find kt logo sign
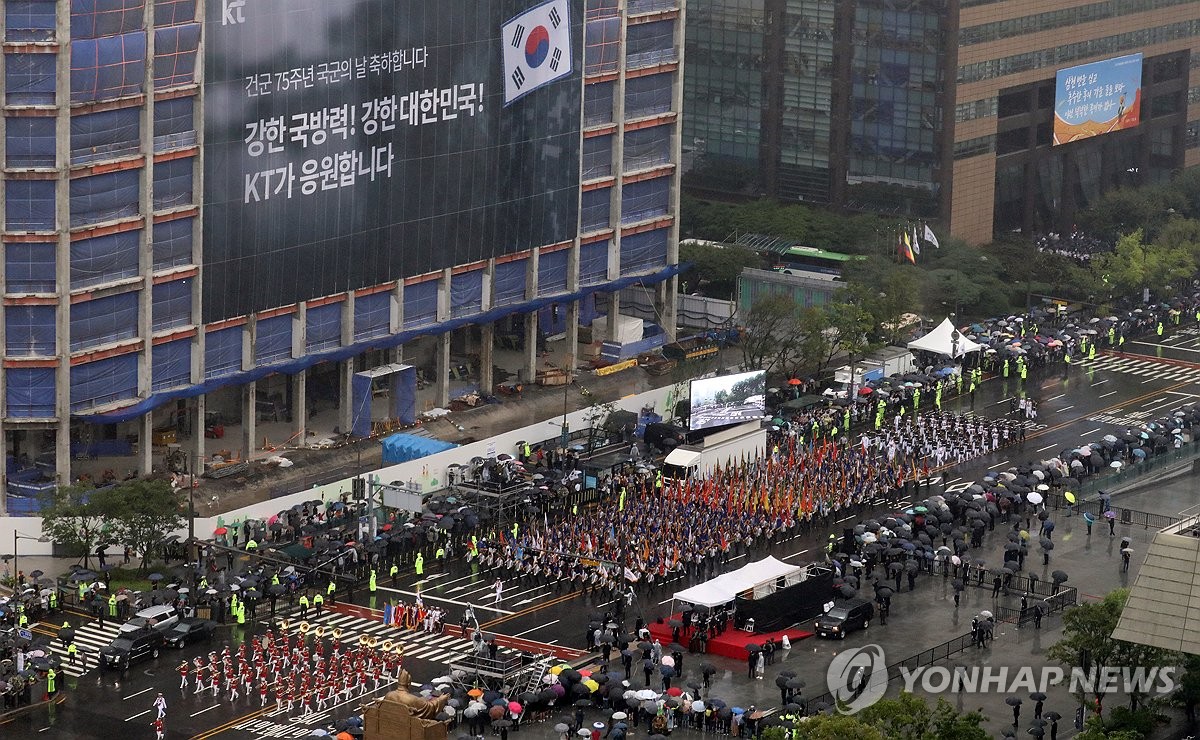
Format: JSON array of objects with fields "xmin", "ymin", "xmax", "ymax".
[{"xmin": 222, "ymin": 0, "xmax": 246, "ymax": 25}]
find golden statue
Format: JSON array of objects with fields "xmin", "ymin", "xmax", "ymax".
[{"xmin": 381, "ymin": 669, "xmax": 451, "ymax": 720}]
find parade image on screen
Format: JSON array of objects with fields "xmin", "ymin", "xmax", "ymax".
[
  {"xmin": 688, "ymin": 370, "xmax": 767, "ymax": 432},
  {"xmin": 1053, "ymin": 53, "xmax": 1142, "ymax": 146},
  {"xmin": 202, "ymin": 0, "xmax": 583, "ymax": 321}
]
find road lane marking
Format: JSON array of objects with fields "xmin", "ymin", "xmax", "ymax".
[
  {"xmin": 1099, "ymin": 391, "xmax": 1118, "ymax": 398},
  {"xmin": 1079, "ymin": 427, "xmax": 1103, "ymax": 437},
  {"xmin": 375, "ymin": 586, "xmax": 514, "ymax": 615},
  {"xmin": 1036, "ymin": 444, "xmax": 1057, "ymax": 452},
  {"xmin": 511, "ymin": 620, "xmax": 560, "ymax": 637},
  {"xmin": 190, "ymin": 705, "xmax": 222, "ymax": 717},
  {"xmin": 781, "ymin": 549, "xmax": 811, "ymax": 561},
  {"xmin": 125, "ymin": 709, "xmax": 151, "ymax": 721},
  {"xmin": 123, "ymin": 687, "xmax": 155, "ymax": 700}
]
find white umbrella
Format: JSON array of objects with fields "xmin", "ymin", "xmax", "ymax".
[{"xmin": 1026, "ymin": 492, "xmax": 1043, "ymax": 505}]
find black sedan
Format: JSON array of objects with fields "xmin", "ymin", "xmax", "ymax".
[{"xmin": 164, "ymin": 618, "xmax": 217, "ymax": 648}]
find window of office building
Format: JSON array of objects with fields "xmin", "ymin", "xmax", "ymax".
[
  {"xmin": 5, "ymin": 54, "xmax": 56, "ymax": 106},
  {"xmin": 6, "ymin": 116, "xmax": 56, "ymax": 168},
  {"xmin": 6, "ymin": 0, "xmax": 56, "ymax": 42}
]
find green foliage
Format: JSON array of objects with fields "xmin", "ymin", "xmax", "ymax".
[
  {"xmin": 778, "ymin": 694, "xmax": 987, "ymax": 740},
  {"xmin": 678, "ymin": 194, "xmax": 889, "ymax": 253},
  {"xmin": 1074, "ymin": 714, "xmax": 1147, "ymax": 740},
  {"xmin": 790, "ymin": 712, "xmax": 885, "ymax": 740},
  {"xmin": 1047, "ymin": 588, "xmax": 1179, "ymax": 708},
  {"xmin": 40, "ymin": 479, "xmax": 184, "ymax": 569},
  {"xmin": 39, "ymin": 484, "xmax": 113, "ymax": 566},
  {"xmin": 856, "ymin": 693, "xmax": 990, "ymax": 740},
  {"xmin": 739, "ymin": 294, "xmax": 805, "ymax": 374},
  {"xmin": 1092, "ymin": 229, "xmax": 1196, "ymax": 302},
  {"xmin": 678, "ymin": 240, "xmax": 764, "ymax": 300}
]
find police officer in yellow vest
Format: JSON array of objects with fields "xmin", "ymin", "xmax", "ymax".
[
  {"xmin": 415, "ymin": 553, "xmax": 424, "ymax": 576},
  {"xmin": 77, "ymin": 582, "xmax": 86, "ymax": 603},
  {"xmin": 299, "ymin": 593, "xmax": 310, "ymax": 619},
  {"xmin": 230, "ymin": 592, "xmax": 238, "ymax": 616},
  {"xmin": 46, "ymin": 668, "xmax": 56, "ymax": 696},
  {"xmin": 389, "ymin": 563, "xmax": 399, "ymax": 584},
  {"xmin": 326, "ymin": 578, "xmax": 336, "ymax": 603},
  {"xmin": 313, "ymin": 592, "xmax": 324, "ymax": 615},
  {"xmin": 236, "ymin": 601, "xmax": 246, "ymax": 625},
  {"xmin": 48, "ymin": 589, "xmax": 57, "ymax": 612},
  {"xmin": 434, "ymin": 547, "xmax": 445, "ymax": 566},
  {"xmin": 369, "ymin": 569, "xmax": 377, "ymax": 593},
  {"xmin": 246, "ymin": 539, "xmax": 258, "ymax": 551},
  {"xmin": 108, "ymin": 593, "xmax": 118, "ymax": 618},
  {"xmin": 67, "ymin": 641, "xmax": 78, "ymax": 665},
  {"xmin": 271, "ymin": 573, "xmax": 280, "ymax": 587},
  {"xmin": 18, "ymin": 611, "xmax": 28, "ymax": 629}
]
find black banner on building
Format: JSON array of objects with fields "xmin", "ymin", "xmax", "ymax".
[{"xmin": 202, "ymin": 0, "xmax": 583, "ymax": 321}]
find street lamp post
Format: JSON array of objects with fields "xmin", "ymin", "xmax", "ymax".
[{"xmin": 13, "ymin": 531, "xmax": 49, "ymax": 587}]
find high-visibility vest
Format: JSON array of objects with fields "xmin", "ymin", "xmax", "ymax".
[
  {"xmin": 299, "ymin": 595, "xmax": 310, "ymax": 608},
  {"xmin": 313, "ymin": 594, "xmax": 324, "ymax": 606}
]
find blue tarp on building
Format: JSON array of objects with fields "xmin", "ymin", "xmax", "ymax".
[{"xmin": 380, "ymin": 433, "xmax": 457, "ymax": 465}]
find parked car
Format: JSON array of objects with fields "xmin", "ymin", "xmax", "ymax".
[
  {"xmin": 100, "ymin": 628, "xmax": 164, "ymax": 671},
  {"xmin": 164, "ymin": 618, "xmax": 217, "ymax": 648},
  {"xmin": 119, "ymin": 604, "xmax": 180, "ymax": 634},
  {"xmin": 814, "ymin": 598, "xmax": 874, "ymax": 639}
]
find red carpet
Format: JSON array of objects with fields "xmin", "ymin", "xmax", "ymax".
[{"xmin": 647, "ymin": 614, "xmax": 814, "ymax": 660}]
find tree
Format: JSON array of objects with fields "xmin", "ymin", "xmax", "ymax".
[
  {"xmin": 40, "ymin": 484, "xmax": 118, "ymax": 568},
  {"xmin": 857, "ymin": 693, "xmax": 989, "ymax": 740},
  {"xmin": 1047, "ymin": 588, "xmax": 1178, "ymax": 712},
  {"xmin": 678, "ymin": 240, "xmax": 764, "ymax": 300},
  {"xmin": 1092, "ymin": 229, "xmax": 1196, "ymax": 302},
  {"xmin": 739, "ymin": 294, "xmax": 804, "ymax": 374},
  {"xmin": 789, "ymin": 713, "xmax": 884, "ymax": 740},
  {"xmin": 825, "ymin": 288, "xmax": 878, "ymax": 367},
  {"xmin": 105, "ymin": 480, "xmax": 186, "ymax": 568}
]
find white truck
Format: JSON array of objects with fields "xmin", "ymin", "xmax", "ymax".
[{"xmin": 661, "ymin": 421, "xmax": 767, "ymax": 480}]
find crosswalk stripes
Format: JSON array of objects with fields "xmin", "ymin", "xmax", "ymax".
[
  {"xmin": 1079, "ymin": 355, "xmax": 1200, "ymax": 383},
  {"xmin": 271, "ymin": 607, "xmax": 520, "ymax": 669},
  {"xmin": 41, "ymin": 620, "xmax": 123, "ymax": 677}
]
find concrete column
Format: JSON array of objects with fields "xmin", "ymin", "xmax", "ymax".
[
  {"xmin": 524, "ymin": 251, "xmax": 540, "ymax": 384},
  {"xmin": 54, "ymin": 0, "xmax": 73, "ymax": 487},
  {"xmin": 607, "ymin": 293, "xmax": 622, "ymax": 342},
  {"xmin": 339, "ymin": 294, "xmax": 355, "ymax": 437},
  {"xmin": 480, "ymin": 324, "xmax": 495, "ymax": 394},
  {"xmin": 192, "ymin": 395, "xmax": 206, "ymax": 463},
  {"xmin": 657, "ymin": 279, "xmax": 678, "ymax": 342},
  {"xmin": 436, "ymin": 332, "xmax": 451, "ymax": 408},
  {"xmin": 566, "ymin": 301, "xmax": 580, "ymax": 370},
  {"xmin": 293, "ymin": 370, "xmax": 307, "ymax": 447},
  {"xmin": 138, "ymin": 414, "xmax": 153, "ymax": 475},
  {"xmin": 339, "ymin": 359, "xmax": 354, "ymax": 437},
  {"xmin": 241, "ymin": 382, "xmax": 257, "ymax": 461},
  {"xmin": 523, "ymin": 313, "xmax": 539, "ymax": 384}
]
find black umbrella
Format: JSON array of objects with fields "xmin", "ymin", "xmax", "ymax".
[
  {"xmin": 1030, "ymin": 691, "xmax": 1047, "ymax": 701},
  {"xmin": 1043, "ymin": 711, "xmax": 1062, "ymax": 722},
  {"xmin": 1052, "ymin": 570, "xmax": 1069, "ymax": 583}
]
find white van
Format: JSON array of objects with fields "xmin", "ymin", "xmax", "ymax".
[{"xmin": 119, "ymin": 604, "xmax": 180, "ymax": 634}]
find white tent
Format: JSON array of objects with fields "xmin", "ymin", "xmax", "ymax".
[
  {"xmin": 907, "ymin": 317, "xmax": 982, "ymax": 358},
  {"xmin": 672, "ymin": 556, "xmax": 804, "ymax": 608}
]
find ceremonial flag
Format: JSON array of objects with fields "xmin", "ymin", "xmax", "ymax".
[
  {"xmin": 900, "ymin": 230, "xmax": 916, "ymax": 264},
  {"xmin": 502, "ymin": 0, "xmax": 573, "ymax": 105},
  {"xmin": 912, "ymin": 226, "xmax": 921, "ymax": 255},
  {"xmin": 923, "ymin": 223, "xmax": 940, "ymax": 248}
]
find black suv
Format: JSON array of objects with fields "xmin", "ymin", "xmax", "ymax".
[
  {"xmin": 814, "ymin": 598, "xmax": 874, "ymax": 639},
  {"xmin": 100, "ymin": 627, "xmax": 164, "ymax": 671}
]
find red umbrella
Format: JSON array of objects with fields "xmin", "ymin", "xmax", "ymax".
[
  {"xmin": 858, "ymin": 387, "xmax": 874, "ymax": 396},
  {"xmin": 787, "ymin": 378, "xmax": 802, "ymax": 386},
  {"xmin": 666, "ymin": 687, "xmax": 683, "ymax": 697},
  {"xmin": 214, "ymin": 527, "xmax": 228, "ymax": 535}
]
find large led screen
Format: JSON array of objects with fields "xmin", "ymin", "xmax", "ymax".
[
  {"xmin": 202, "ymin": 0, "xmax": 583, "ymax": 321},
  {"xmin": 689, "ymin": 370, "xmax": 767, "ymax": 432},
  {"xmin": 1053, "ymin": 53, "xmax": 1142, "ymax": 146}
]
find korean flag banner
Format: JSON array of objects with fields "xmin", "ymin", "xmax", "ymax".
[{"xmin": 503, "ymin": 0, "xmax": 573, "ymax": 105}]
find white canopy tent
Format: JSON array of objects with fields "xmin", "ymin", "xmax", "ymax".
[
  {"xmin": 907, "ymin": 317, "xmax": 982, "ymax": 358},
  {"xmin": 672, "ymin": 556, "xmax": 804, "ymax": 608}
]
